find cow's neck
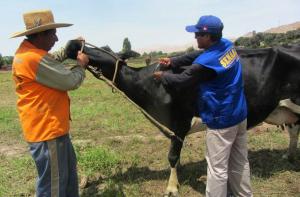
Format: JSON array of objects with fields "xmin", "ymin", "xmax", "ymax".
[
  {"xmin": 114, "ymin": 64, "xmax": 175, "ymax": 129},
  {"xmin": 115, "ymin": 65, "xmax": 146, "ymax": 106}
]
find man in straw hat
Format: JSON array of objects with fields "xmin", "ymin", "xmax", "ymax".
[{"xmin": 11, "ymin": 9, "xmax": 89, "ymax": 197}]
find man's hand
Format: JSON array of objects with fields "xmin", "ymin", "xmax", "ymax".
[
  {"xmin": 159, "ymin": 57, "xmax": 171, "ymax": 68},
  {"xmin": 76, "ymin": 36, "xmax": 85, "ymax": 41},
  {"xmin": 77, "ymin": 51, "xmax": 89, "ymax": 69},
  {"xmin": 153, "ymin": 71, "xmax": 164, "ymax": 80}
]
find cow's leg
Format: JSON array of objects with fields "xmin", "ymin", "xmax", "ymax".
[
  {"xmin": 283, "ymin": 124, "xmax": 300, "ymax": 161},
  {"xmin": 164, "ymin": 137, "xmax": 183, "ymax": 197},
  {"xmin": 164, "ymin": 167, "xmax": 179, "ymax": 197}
]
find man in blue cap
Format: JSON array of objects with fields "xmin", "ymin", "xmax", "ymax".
[{"xmin": 153, "ymin": 15, "xmax": 253, "ymax": 197}]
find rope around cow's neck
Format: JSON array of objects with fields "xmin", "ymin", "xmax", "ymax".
[
  {"xmin": 79, "ymin": 40, "xmax": 183, "ymax": 142},
  {"xmin": 80, "ymin": 41, "xmax": 120, "ymax": 86}
]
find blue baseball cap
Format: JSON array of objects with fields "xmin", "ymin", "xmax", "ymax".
[{"xmin": 185, "ymin": 15, "xmax": 223, "ymax": 34}]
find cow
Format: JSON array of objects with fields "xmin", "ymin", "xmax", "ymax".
[{"xmin": 65, "ymin": 40, "xmax": 300, "ymax": 196}]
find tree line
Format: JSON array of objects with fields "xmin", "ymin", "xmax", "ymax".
[
  {"xmin": 1, "ymin": 29, "xmax": 300, "ymax": 69},
  {"xmin": 0, "ymin": 54, "xmax": 13, "ymax": 69}
]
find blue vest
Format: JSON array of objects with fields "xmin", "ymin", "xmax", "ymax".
[{"xmin": 193, "ymin": 38, "xmax": 247, "ymax": 129}]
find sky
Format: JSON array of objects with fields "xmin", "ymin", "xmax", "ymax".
[{"xmin": 1, "ymin": 0, "xmax": 300, "ymax": 56}]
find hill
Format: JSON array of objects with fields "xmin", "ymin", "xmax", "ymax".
[
  {"xmin": 242, "ymin": 21, "xmax": 300, "ymax": 37},
  {"xmin": 265, "ymin": 21, "xmax": 300, "ymax": 33},
  {"xmin": 138, "ymin": 21, "xmax": 300, "ymax": 53}
]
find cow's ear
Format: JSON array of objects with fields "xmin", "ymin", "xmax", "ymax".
[
  {"xmin": 117, "ymin": 50, "xmax": 141, "ymax": 60},
  {"xmin": 65, "ymin": 40, "xmax": 82, "ymax": 60},
  {"xmin": 116, "ymin": 51, "xmax": 130, "ymax": 61}
]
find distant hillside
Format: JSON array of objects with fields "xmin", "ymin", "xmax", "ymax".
[
  {"xmin": 138, "ymin": 21, "xmax": 300, "ymax": 53},
  {"xmin": 265, "ymin": 21, "xmax": 300, "ymax": 33},
  {"xmin": 243, "ymin": 21, "xmax": 300, "ymax": 37},
  {"xmin": 235, "ymin": 22, "xmax": 300, "ymax": 48}
]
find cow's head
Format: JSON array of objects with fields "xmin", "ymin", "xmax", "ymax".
[
  {"xmin": 65, "ymin": 40, "xmax": 125, "ymax": 80},
  {"xmin": 276, "ymin": 45, "xmax": 300, "ymax": 100}
]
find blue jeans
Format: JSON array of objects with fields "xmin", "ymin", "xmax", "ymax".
[{"xmin": 28, "ymin": 134, "xmax": 79, "ymax": 197}]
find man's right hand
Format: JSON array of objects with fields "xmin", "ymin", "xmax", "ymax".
[
  {"xmin": 77, "ymin": 51, "xmax": 89, "ymax": 69},
  {"xmin": 159, "ymin": 57, "xmax": 171, "ymax": 68}
]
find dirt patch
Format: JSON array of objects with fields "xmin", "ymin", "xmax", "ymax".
[
  {"xmin": 104, "ymin": 133, "xmax": 166, "ymax": 142},
  {"xmin": 249, "ymin": 123, "xmax": 282, "ymax": 134},
  {"xmin": 0, "ymin": 143, "xmax": 27, "ymax": 157}
]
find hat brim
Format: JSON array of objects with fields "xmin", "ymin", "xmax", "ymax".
[
  {"xmin": 10, "ymin": 23, "xmax": 73, "ymax": 38},
  {"xmin": 185, "ymin": 25, "xmax": 199, "ymax": 33}
]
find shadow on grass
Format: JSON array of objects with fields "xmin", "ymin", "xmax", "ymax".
[
  {"xmin": 81, "ymin": 160, "xmax": 207, "ymax": 196},
  {"xmin": 249, "ymin": 149, "xmax": 300, "ymax": 178},
  {"xmin": 81, "ymin": 148, "xmax": 300, "ymax": 196}
]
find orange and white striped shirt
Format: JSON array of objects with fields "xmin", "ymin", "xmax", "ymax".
[{"xmin": 12, "ymin": 40, "xmax": 85, "ymax": 142}]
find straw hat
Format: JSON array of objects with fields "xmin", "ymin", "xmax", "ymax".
[{"xmin": 11, "ymin": 9, "xmax": 72, "ymax": 38}]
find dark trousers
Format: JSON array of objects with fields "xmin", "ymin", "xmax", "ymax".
[{"xmin": 28, "ymin": 134, "xmax": 79, "ymax": 197}]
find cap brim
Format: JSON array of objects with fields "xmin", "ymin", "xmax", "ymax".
[
  {"xmin": 185, "ymin": 25, "xmax": 199, "ymax": 33},
  {"xmin": 10, "ymin": 23, "xmax": 73, "ymax": 38}
]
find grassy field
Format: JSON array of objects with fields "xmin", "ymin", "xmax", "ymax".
[{"xmin": 0, "ymin": 67, "xmax": 300, "ymax": 196}]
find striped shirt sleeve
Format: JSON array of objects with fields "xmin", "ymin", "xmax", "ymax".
[{"xmin": 35, "ymin": 54, "xmax": 85, "ymax": 91}]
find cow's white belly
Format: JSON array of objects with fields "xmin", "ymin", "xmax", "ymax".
[
  {"xmin": 189, "ymin": 99, "xmax": 300, "ymax": 134},
  {"xmin": 265, "ymin": 99, "xmax": 300, "ymax": 125},
  {"xmin": 188, "ymin": 117, "xmax": 206, "ymax": 135}
]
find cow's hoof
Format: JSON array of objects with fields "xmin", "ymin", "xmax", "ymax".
[
  {"xmin": 163, "ymin": 190, "xmax": 179, "ymax": 197},
  {"xmin": 164, "ymin": 186, "xmax": 179, "ymax": 197}
]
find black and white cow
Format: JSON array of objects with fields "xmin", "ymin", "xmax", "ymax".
[{"xmin": 65, "ymin": 41, "xmax": 300, "ymax": 196}]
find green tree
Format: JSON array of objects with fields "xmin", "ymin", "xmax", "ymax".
[
  {"xmin": 234, "ymin": 37, "xmax": 252, "ymax": 48},
  {"xmin": 122, "ymin": 37, "xmax": 131, "ymax": 53},
  {"xmin": 0, "ymin": 53, "xmax": 3, "ymax": 69},
  {"xmin": 3, "ymin": 56, "xmax": 13, "ymax": 65},
  {"xmin": 186, "ymin": 46, "xmax": 195, "ymax": 53}
]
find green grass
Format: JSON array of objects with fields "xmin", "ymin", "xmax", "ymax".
[
  {"xmin": 1, "ymin": 69, "xmax": 300, "ymax": 196},
  {"xmin": 68, "ymin": 75, "xmax": 155, "ymax": 139},
  {"xmin": 0, "ymin": 72, "xmax": 21, "ymax": 142},
  {"xmin": 0, "ymin": 154, "xmax": 36, "ymax": 196},
  {"xmin": 76, "ymin": 145, "xmax": 122, "ymax": 176}
]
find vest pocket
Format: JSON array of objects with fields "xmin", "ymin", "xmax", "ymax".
[{"xmin": 200, "ymin": 92, "xmax": 234, "ymax": 122}]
